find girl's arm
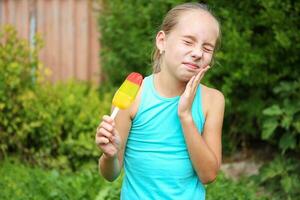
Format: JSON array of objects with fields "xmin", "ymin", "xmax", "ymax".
[
  {"xmin": 178, "ymin": 67, "xmax": 225, "ymax": 184},
  {"xmin": 97, "ymin": 108, "xmax": 132, "ymax": 181},
  {"xmin": 180, "ymin": 89, "xmax": 224, "ymax": 184},
  {"xmin": 96, "ymin": 83, "xmax": 143, "ymax": 182}
]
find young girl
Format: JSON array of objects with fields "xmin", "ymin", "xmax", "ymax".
[{"xmin": 95, "ymin": 3, "xmax": 224, "ymax": 200}]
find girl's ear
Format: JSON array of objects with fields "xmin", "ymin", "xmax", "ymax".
[{"xmin": 156, "ymin": 31, "xmax": 166, "ymax": 53}]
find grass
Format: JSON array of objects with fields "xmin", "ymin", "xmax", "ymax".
[
  {"xmin": 0, "ymin": 159, "xmax": 121, "ymax": 200},
  {"xmin": 0, "ymin": 158, "xmax": 269, "ymax": 200}
]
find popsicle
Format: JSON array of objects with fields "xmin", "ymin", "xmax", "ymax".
[{"xmin": 111, "ymin": 72, "xmax": 143, "ymax": 119}]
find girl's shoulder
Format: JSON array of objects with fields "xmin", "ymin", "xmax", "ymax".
[
  {"xmin": 201, "ymin": 84, "xmax": 224, "ymax": 101},
  {"xmin": 129, "ymin": 79, "xmax": 146, "ymax": 120},
  {"xmin": 200, "ymin": 84, "xmax": 225, "ymax": 116}
]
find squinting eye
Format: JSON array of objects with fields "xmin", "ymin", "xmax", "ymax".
[
  {"xmin": 203, "ymin": 47, "xmax": 214, "ymax": 53},
  {"xmin": 183, "ymin": 40, "xmax": 193, "ymax": 45}
]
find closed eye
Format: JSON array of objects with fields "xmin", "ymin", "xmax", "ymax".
[
  {"xmin": 183, "ymin": 40, "xmax": 193, "ymax": 46},
  {"xmin": 203, "ymin": 46, "xmax": 214, "ymax": 53},
  {"xmin": 203, "ymin": 43, "xmax": 215, "ymax": 53}
]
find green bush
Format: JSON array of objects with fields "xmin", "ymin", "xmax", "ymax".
[
  {"xmin": 0, "ymin": 159, "xmax": 122, "ymax": 200},
  {"xmin": 1, "ymin": 159, "xmax": 270, "ymax": 200},
  {"xmin": 206, "ymin": 0, "xmax": 300, "ymax": 154},
  {"xmin": 0, "ymin": 25, "xmax": 42, "ymax": 156},
  {"xmin": 256, "ymin": 155, "xmax": 300, "ymax": 200},
  {"xmin": 98, "ymin": 0, "xmax": 300, "ymax": 155},
  {"xmin": 19, "ymin": 81, "xmax": 112, "ymax": 169},
  {"xmin": 261, "ymin": 80, "xmax": 300, "ymax": 154},
  {"xmin": 0, "ymin": 25, "xmax": 113, "ymax": 169},
  {"xmin": 206, "ymin": 173, "xmax": 269, "ymax": 200}
]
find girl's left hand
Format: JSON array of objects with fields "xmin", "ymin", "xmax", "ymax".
[{"xmin": 178, "ymin": 65, "xmax": 210, "ymax": 119}]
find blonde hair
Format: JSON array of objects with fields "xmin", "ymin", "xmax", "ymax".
[{"xmin": 152, "ymin": 3, "xmax": 221, "ymax": 73}]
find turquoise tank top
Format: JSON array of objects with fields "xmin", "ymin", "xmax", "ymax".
[{"xmin": 121, "ymin": 74, "xmax": 206, "ymax": 200}]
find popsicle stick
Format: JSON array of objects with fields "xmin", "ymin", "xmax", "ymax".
[{"xmin": 111, "ymin": 107, "xmax": 119, "ymax": 119}]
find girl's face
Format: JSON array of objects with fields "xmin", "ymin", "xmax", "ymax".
[{"xmin": 157, "ymin": 10, "xmax": 219, "ymax": 82}]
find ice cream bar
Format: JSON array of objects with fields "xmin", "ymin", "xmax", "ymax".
[{"xmin": 111, "ymin": 72, "xmax": 143, "ymax": 119}]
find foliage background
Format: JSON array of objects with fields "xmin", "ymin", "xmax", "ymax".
[
  {"xmin": 0, "ymin": 0, "xmax": 299, "ymax": 199},
  {"xmin": 99, "ymin": 0, "xmax": 300, "ymax": 155}
]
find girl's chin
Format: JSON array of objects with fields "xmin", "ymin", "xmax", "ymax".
[{"xmin": 178, "ymin": 73, "xmax": 195, "ymax": 83}]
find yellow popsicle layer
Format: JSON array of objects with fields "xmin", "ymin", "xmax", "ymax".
[{"xmin": 112, "ymin": 80, "xmax": 140, "ymax": 109}]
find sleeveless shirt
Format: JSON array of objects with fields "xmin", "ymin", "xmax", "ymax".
[{"xmin": 121, "ymin": 74, "xmax": 206, "ymax": 200}]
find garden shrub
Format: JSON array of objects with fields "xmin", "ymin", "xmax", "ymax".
[
  {"xmin": 262, "ymin": 80, "xmax": 300, "ymax": 154},
  {"xmin": 0, "ymin": 25, "xmax": 42, "ymax": 157},
  {"xmin": 256, "ymin": 155, "xmax": 300, "ymax": 200},
  {"xmin": 0, "ymin": 25, "xmax": 112, "ymax": 169},
  {"xmin": 206, "ymin": 173, "xmax": 269, "ymax": 200},
  {"xmin": 208, "ymin": 0, "xmax": 300, "ymax": 154},
  {"xmin": 19, "ymin": 81, "xmax": 112, "ymax": 169},
  {"xmin": 0, "ymin": 159, "xmax": 121, "ymax": 200},
  {"xmin": 0, "ymin": 159, "xmax": 269, "ymax": 200}
]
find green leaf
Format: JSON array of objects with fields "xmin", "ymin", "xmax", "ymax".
[
  {"xmin": 293, "ymin": 121, "xmax": 300, "ymax": 132},
  {"xmin": 260, "ymin": 157, "xmax": 285, "ymax": 182},
  {"xmin": 263, "ymin": 105, "xmax": 283, "ymax": 116},
  {"xmin": 262, "ymin": 119, "xmax": 278, "ymax": 139},
  {"xmin": 279, "ymin": 133, "xmax": 296, "ymax": 152},
  {"xmin": 280, "ymin": 176, "xmax": 293, "ymax": 193},
  {"xmin": 281, "ymin": 115, "xmax": 293, "ymax": 129}
]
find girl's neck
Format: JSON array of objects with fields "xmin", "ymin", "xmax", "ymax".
[{"xmin": 153, "ymin": 70, "xmax": 187, "ymax": 98}]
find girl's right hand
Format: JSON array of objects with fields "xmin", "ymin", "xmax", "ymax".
[{"xmin": 95, "ymin": 115, "xmax": 121, "ymax": 158}]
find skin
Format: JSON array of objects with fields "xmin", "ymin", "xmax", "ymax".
[{"xmin": 95, "ymin": 9, "xmax": 225, "ymax": 184}]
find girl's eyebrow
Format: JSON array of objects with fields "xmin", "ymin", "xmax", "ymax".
[
  {"xmin": 182, "ymin": 35, "xmax": 215, "ymax": 48},
  {"xmin": 182, "ymin": 35, "xmax": 197, "ymax": 41}
]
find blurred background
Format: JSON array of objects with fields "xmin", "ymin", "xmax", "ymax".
[{"xmin": 0, "ymin": 0, "xmax": 299, "ymax": 199}]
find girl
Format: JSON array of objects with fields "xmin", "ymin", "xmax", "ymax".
[{"xmin": 95, "ymin": 2, "xmax": 224, "ymax": 200}]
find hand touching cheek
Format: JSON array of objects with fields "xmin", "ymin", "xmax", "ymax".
[{"xmin": 178, "ymin": 65, "xmax": 210, "ymax": 119}]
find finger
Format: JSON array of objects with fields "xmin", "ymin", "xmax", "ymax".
[
  {"xmin": 203, "ymin": 64, "xmax": 210, "ymax": 70},
  {"xmin": 194, "ymin": 67, "xmax": 205, "ymax": 81},
  {"xmin": 96, "ymin": 137, "xmax": 109, "ymax": 145},
  {"xmin": 199, "ymin": 65, "xmax": 210, "ymax": 74},
  {"xmin": 110, "ymin": 136, "xmax": 119, "ymax": 147},
  {"xmin": 196, "ymin": 65, "xmax": 210, "ymax": 83},
  {"xmin": 203, "ymin": 65, "xmax": 211, "ymax": 73},
  {"xmin": 97, "ymin": 127, "xmax": 113, "ymax": 139},
  {"xmin": 199, "ymin": 65, "xmax": 209, "ymax": 75},
  {"xmin": 200, "ymin": 66, "xmax": 210, "ymax": 79},
  {"xmin": 184, "ymin": 76, "xmax": 194, "ymax": 95},
  {"xmin": 191, "ymin": 72, "xmax": 202, "ymax": 89},
  {"xmin": 103, "ymin": 115, "xmax": 114, "ymax": 124},
  {"xmin": 111, "ymin": 135, "xmax": 117, "ymax": 143},
  {"xmin": 195, "ymin": 70, "xmax": 203, "ymax": 82},
  {"xmin": 191, "ymin": 68, "xmax": 206, "ymax": 91},
  {"xmin": 99, "ymin": 121, "xmax": 114, "ymax": 133},
  {"xmin": 187, "ymin": 75, "xmax": 195, "ymax": 88}
]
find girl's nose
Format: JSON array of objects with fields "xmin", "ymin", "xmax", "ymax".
[{"xmin": 191, "ymin": 47, "xmax": 203, "ymax": 59}]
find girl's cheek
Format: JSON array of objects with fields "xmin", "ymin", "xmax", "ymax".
[
  {"xmin": 204, "ymin": 53, "xmax": 213, "ymax": 63},
  {"xmin": 181, "ymin": 48, "xmax": 193, "ymax": 58},
  {"xmin": 174, "ymin": 46, "xmax": 188, "ymax": 57}
]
